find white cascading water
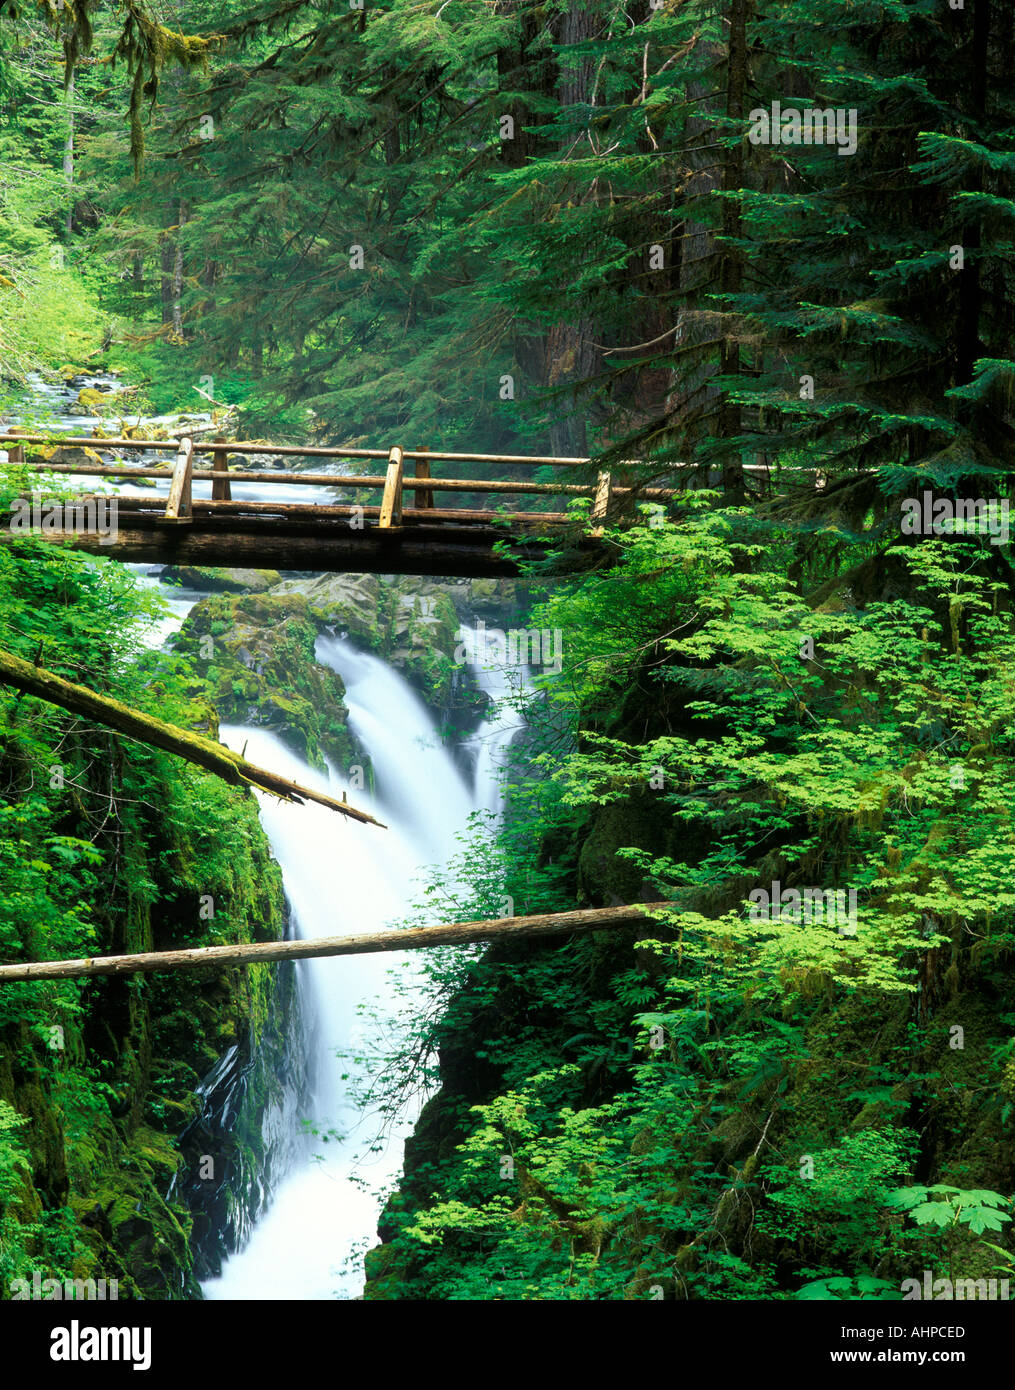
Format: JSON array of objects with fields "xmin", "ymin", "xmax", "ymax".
[
  {"xmin": 465, "ymin": 656, "xmax": 530, "ymax": 816},
  {"xmin": 201, "ymin": 633, "xmax": 525, "ymax": 1299}
]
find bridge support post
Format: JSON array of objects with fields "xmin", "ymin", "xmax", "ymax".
[
  {"xmin": 413, "ymin": 446, "xmax": 433, "ymax": 509},
  {"xmin": 379, "ymin": 446, "xmax": 404, "ymax": 528},
  {"xmin": 161, "ymin": 437, "xmax": 195, "ymax": 523},
  {"xmin": 210, "ymin": 436, "xmax": 232, "ymax": 501}
]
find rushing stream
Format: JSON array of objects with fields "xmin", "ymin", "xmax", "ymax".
[{"xmin": 4, "ymin": 375, "xmax": 529, "ymax": 1297}]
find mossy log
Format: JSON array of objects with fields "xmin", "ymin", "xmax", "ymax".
[{"xmin": 0, "ymin": 645, "xmax": 383, "ymax": 827}]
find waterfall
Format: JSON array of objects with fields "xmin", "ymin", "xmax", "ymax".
[
  {"xmin": 5, "ymin": 374, "xmax": 528, "ymax": 1297},
  {"xmin": 464, "ymin": 654, "xmax": 531, "ymax": 815},
  {"xmin": 200, "ymin": 632, "xmax": 525, "ymax": 1299}
]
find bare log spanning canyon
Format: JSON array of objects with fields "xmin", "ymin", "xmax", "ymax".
[
  {"xmin": 0, "ymin": 646, "xmax": 383, "ymax": 827},
  {"xmin": 0, "ymin": 905, "xmax": 666, "ymax": 984}
]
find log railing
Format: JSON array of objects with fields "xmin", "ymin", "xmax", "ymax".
[{"xmin": 0, "ymin": 430, "xmax": 775, "ymax": 534}]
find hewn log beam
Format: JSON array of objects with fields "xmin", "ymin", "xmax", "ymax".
[{"xmin": 0, "ymin": 522, "xmax": 604, "ymax": 577}]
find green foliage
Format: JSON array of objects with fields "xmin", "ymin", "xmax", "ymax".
[
  {"xmin": 887, "ymin": 1184, "xmax": 1013, "ymax": 1238},
  {"xmin": 0, "ymin": 529, "xmax": 289, "ymax": 1295},
  {"xmin": 0, "ymin": 28, "xmax": 105, "ymax": 374},
  {"xmin": 0, "ymin": 1097, "xmax": 35, "ymax": 1287},
  {"xmin": 763, "ymin": 1130, "xmax": 917, "ymax": 1265},
  {"xmin": 363, "ymin": 504, "xmax": 1015, "ymax": 1300},
  {"xmin": 796, "ymin": 1276, "xmax": 902, "ymax": 1302},
  {"xmin": 2, "ymin": 0, "xmax": 1015, "ymax": 1308}
]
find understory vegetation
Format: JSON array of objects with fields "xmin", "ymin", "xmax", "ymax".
[
  {"xmin": 357, "ymin": 510, "xmax": 1015, "ymax": 1299},
  {"xmin": 0, "ymin": 532, "xmax": 295, "ymax": 1296}
]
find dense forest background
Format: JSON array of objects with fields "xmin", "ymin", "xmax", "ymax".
[{"xmin": 1, "ymin": 0, "xmax": 1015, "ymax": 1301}]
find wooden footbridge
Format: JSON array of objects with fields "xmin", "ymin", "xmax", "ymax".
[{"xmin": 0, "ymin": 430, "xmax": 692, "ymax": 577}]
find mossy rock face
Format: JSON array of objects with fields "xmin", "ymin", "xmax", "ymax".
[
  {"xmin": 385, "ymin": 588, "xmax": 463, "ymax": 713},
  {"xmin": 273, "ymin": 573, "xmax": 384, "ymax": 644},
  {"xmin": 161, "ymin": 566, "xmax": 282, "ymax": 594},
  {"xmin": 464, "ymin": 578, "xmax": 524, "ymax": 621},
  {"xmin": 172, "ymin": 592, "xmax": 357, "ymax": 770},
  {"xmin": 577, "ymin": 795, "xmax": 681, "ymax": 905},
  {"xmin": 362, "ymin": 1241, "xmax": 407, "ymax": 1300},
  {"xmin": 272, "ymin": 573, "xmax": 485, "ymax": 723},
  {"xmin": 0, "ymin": 719, "xmax": 297, "ymax": 1300},
  {"xmin": 0, "ymin": 535, "xmax": 307, "ymax": 1303},
  {"xmin": 7, "ymin": 1068, "xmax": 69, "ymax": 1206}
]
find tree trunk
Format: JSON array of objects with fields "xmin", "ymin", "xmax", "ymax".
[
  {"xmin": 545, "ymin": 2, "xmax": 606, "ymax": 458},
  {"xmin": 956, "ymin": 0, "xmax": 989, "ymax": 389},
  {"xmin": 160, "ymin": 208, "xmax": 176, "ymax": 327},
  {"xmin": 719, "ymin": 0, "xmax": 748, "ymax": 504},
  {"xmin": 63, "ymin": 69, "xmax": 75, "ymax": 239},
  {"xmin": 160, "ymin": 199, "xmax": 187, "ymax": 336}
]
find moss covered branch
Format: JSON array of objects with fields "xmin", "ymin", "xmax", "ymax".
[{"xmin": 0, "ymin": 644, "xmax": 384, "ymax": 826}]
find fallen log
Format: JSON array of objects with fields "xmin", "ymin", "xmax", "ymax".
[
  {"xmin": 0, "ymin": 904, "xmax": 667, "ymax": 983},
  {"xmin": 0, "ymin": 646, "xmax": 383, "ymax": 827}
]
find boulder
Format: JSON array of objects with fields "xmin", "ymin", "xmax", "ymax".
[
  {"xmin": 269, "ymin": 573, "xmax": 485, "ymax": 720},
  {"xmin": 161, "ymin": 567, "xmax": 282, "ymax": 594},
  {"xmin": 272, "ymin": 572, "xmax": 384, "ymax": 642}
]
